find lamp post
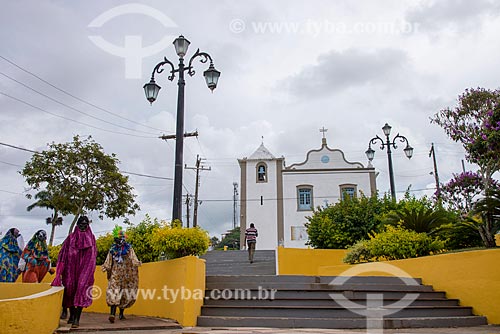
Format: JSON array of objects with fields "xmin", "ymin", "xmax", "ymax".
[
  {"xmin": 365, "ymin": 123, "xmax": 413, "ymax": 200},
  {"xmin": 143, "ymin": 35, "xmax": 220, "ymax": 223}
]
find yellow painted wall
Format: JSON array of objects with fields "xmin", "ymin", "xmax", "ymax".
[
  {"xmin": 0, "ymin": 256, "xmax": 205, "ymax": 328},
  {"xmin": 278, "ymin": 248, "xmax": 500, "ymax": 325},
  {"xmin": 277, "ymin": 247, "xmax": 347, "ymax": 275},
  {"xmin": 0, "ymin": 282, "xmax": 49, "ymax": 299},
  {"xmin": 40, "ymin": 256, "xmax": 205, "ymax": 326},
  {"xmin": 0, "ymin": 283, "xmax": 64, "ymax": 334}
]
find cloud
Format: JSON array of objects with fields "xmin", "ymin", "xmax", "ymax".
[
  {"xmin": 282, "ymin": 48, "xmax": 409, "ymax": 98},
  {"xmin": 406, "ymin": 0, "xmax": 500, "ymax": 33}
]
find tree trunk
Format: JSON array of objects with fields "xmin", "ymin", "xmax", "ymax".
[
  {"xmin": 49, "ymin": 212, "xmax": 57, "ymax": 246},
  {"xmin": 49, "ymin": 223, "xmax": 56, "ymax": 246},
  {"xmin": 478, "ymin": 225, "xmax": 497, "ymax": 248},
  {"xmin": 67, "ymin": 205, "xmax": 84, "ymax": 236},
  {"xmin": 478, "ymin": 166, "xmax": 497, "ymax": 248},
  {"xmin": 68, "ymin": 215, "xmax": 78, "ymax": 236}
]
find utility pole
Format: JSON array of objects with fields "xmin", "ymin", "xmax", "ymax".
[
  {"xmin": 185, "ymin": 155, "xmax": 211, "ymax": 227},
  {"xmin": 159, "ymin": 130, "xmax": 198, "ymax": 141},
  {"xmin": 184, "ymin": 194, "xmax": 193, "ymax": 227},
  {"xmin": 233, "ymin": 182, "xmax": 239, "ymax": 229},
  {"xmin": 429, "ymin": 143, "xmax": 440, "ymax": 196},
  {"xmin": 159, "ymin": 130, "xmax": 198, "ymax": 227}
]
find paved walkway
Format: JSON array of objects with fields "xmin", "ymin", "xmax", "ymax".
[
  {"xmin": 74, "ymin": 326, "xmax": 500, "ymax": 334},
  {"xmin": 57, "ymin": 313, "xmax": 500, "ymax": 334},
  {"xmin": 55, "ymin": 312, "xmax": 181, "ymax": 332}
]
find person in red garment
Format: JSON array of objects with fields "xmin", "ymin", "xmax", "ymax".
[
  {"xmin": 52, "ymin": 216, "xmax": 97, "ymax": 328},
  {"xmin": 19, "ymin": 230, "xmax": 55, "ymax": 282}
]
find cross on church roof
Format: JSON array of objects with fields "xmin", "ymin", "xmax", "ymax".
[{"xmin": 320, "ymin": 127, "xmax": 328, "ymax": 147}]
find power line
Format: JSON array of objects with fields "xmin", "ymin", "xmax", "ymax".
[
  {"xmin": 0, "ymin": 141, "xmax": 38, "ymax": 154},
  {"xmin": 0, "ymin": 55, "xmax": 166, "ymax": 133},
  {"xmin": 0, "ymin": 160, "xmax": 23, "ymax": 167},
  {"xmin": 0, "ymin": 189, "xmax": 24, "ymax": 195},
  {"xmin": 122, "ymin": 171, "xmax": 172, "ymax": 180},
  {"xmin": 0, "ymin": 140, "xmax": 172, "ymax": 181},
  {"xmin": 0, "ymin": 91, "xmax": 157, "ymax": 138},
  {"xmin": 0, "ymin": 71, "xmax": 158, "ymax": 136}
]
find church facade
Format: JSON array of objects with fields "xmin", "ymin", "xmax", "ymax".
[{"xmin": 238, "ymin": 136, "xmax": 377, "ymax": 250}]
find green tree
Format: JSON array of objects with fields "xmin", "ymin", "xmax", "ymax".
[
  {"xmin": 306, "ymin": 193, "xmax": 396, "ymax": 249},
  {"xmin": 210, "ymin": 236, "xmax": 220, "ymax": 248},
  {"xmin": 431, "ymin": 87, "xmax": 500, "ymax": 247},
  {"xmin": 217, "ymin": 227, "xmax": 240, "ymax": 250},
  {"xmin": 26, "ymin": 190, "xmax": 67, "ymax": 246},
  {"xmin": 95, "ymin": 233, "xmax": 114, "ymax": 265},
  {"xmin": 21, "ymin": 135, "xmax": 140, "ymax": 234}
]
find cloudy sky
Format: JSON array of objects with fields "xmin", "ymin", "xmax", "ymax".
[{"xmin": 1, "ymin": 0, "xmax": 499, "ymax": 244}]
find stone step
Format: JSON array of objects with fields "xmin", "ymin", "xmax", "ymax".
[
  {"xmin": 197, "ymin": 316, "xmax": 488, "ymax": 329},
  {"xmin": 206, "ymin": 275, "xmax": 423, "ymax": 285},
  {"xmin": 202, "ymin": 250, "xmax": 276, "ymax": 276},
  {"xmin": 204, "ymin": 297, "xmax": 460, "ymax": 307},
  {"xmin": 205, "ymin": 282, "xmax": 435, "ymax": 291},
  {"xmin": 198, "ymin": 268, "xmax": 485, "ymax": 329},
  {"xmin": 200, "ymin": 305, "xmax": 475, "ymax": 318},
  {"xmin": 202, "ymin": 250, "xmax": 275, "ymax": 259},
  {"xmin": 204, "ymin": 289, "xmax": 448, "ymax": 300}
]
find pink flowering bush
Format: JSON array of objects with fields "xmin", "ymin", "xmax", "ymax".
[{"xmin": 431, "ymin": 87, "xmax": 500, "ymax": 247}]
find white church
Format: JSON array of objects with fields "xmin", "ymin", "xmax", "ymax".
[{"xmin": 238, "ymin": 131, "xmax": 377, "ymax": 250}]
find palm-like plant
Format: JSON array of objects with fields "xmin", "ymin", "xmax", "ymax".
[
  {"xmin": 471, "ymin": 188, "xmax": 500, "ymax": 247},
  {"xmin": 26, "ymin": 190, "xmax": 63, "ymax": 246},
  {"xmin": 385, "ymin": 206, "xmax": 451, "ymax": 235}
]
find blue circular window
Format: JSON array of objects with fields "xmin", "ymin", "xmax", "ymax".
[{"xmin": 321, "ymin": 155, "xmax": 330, "ymax": 163}]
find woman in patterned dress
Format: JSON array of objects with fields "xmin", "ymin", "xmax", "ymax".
[
  {"xmin": 0, "ymin": 228, "xmax": 22, "ymax": 282},
  {"xmin": 102, "ymin": 225, "xmax": 141, "ymax": 323},
  {"xmin": 20, "ymin": 230, "xmax": 55, "ymax": 283}
]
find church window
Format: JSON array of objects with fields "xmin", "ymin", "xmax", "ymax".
[
  {"xmin": 297, "ymin": 185, "xmax": 313, "ymax": 211},
  {"xmin": 256, "ymin": 163, "xmax": 267, "ymax": 182},
  {"xmin": 340, "ymin": 184, "xmax": 357, "ymax": 200}
]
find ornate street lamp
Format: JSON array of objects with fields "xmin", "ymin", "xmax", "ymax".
[
  {"xmin": 365, "ymin": 123, "xmax": 413, "ymax": 200},
  {"xmin": 144, "ymin": 35, "xmax": 220, "ymax": 223}
]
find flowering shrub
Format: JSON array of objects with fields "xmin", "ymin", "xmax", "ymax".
[
  {"xmin": 306, "ymin": 193, "xmax": 397, "ymax": 249},
  {"xmin": 48, "ymin": 244, "xmax": 61, "ymax": 267},
  {"xmin": 343, "ymin": 226, "xmax": 445, "ymax": 264},
  {"xmin": 431, "ymin": 88, "xmax": 500, "ymax": 247},
  {"xmin": 92, "ymin": 214, "xmax": 210, "ymax": 264},
  {"xmin": 150, "ymin": 224, "xmax": 210, "ymax": 259}
]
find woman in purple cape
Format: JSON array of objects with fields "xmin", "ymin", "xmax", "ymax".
[{"xmin": 52, "ymin": 216, "xmax": 97, "ymax": 328}]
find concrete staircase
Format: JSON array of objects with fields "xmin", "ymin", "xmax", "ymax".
[
  {"xmin": 197, "ymin": 274, "xmax": 488, "ymax": 329},
  {"xmin": 200, "ymin": 250, "xmax": 276, "ymax": 275}
]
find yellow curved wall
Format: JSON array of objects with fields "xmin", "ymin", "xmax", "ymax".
[
  {"xmin": 0, "ymin": 283, "xmax": 64, "ymax": 334},
  {"xmin": 278, "ymin": 247, "xmax": 500, "ymax": 324},
  {"xmin": 277, "ymin": 247, "xmax": 347, "ymax": 274},
  {"xmin": 41, "ymin": 255, "xmax": 205, "ymax": 326}
]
